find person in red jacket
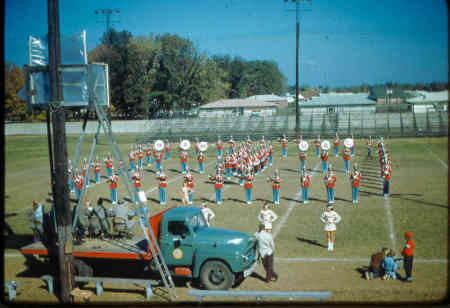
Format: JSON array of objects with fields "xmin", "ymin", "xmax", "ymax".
[
  {"xmin": 343, "ymin": 147, "xmax": 351, "ymax": 175},
  {"xmin": 132, "ymin": 172, "xmax": 142, "ymax": 204},
  {"xmin": 402, "ymin": 231, "xmax": 414, "ymax": 282},
  {"xmin": 197, "ymin": 151, "xmax": 205, "ymax": 174},
  {"xmin": 109, "ymin": 172, "xmax": 119, "ymax": 204},
  {"xmin": 156, "ymin": 169, "xmax": 168, "ymax": 205}
]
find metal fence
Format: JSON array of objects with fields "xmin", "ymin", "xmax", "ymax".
[
  {"xmin": 5, "ymin": 111, "xmax": 448, "ymax": 141},
  {"xmin": 137, "ymin": 110, "xmax": 448, "ymax": 143}
]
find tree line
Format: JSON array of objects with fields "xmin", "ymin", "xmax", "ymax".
[
  {"xmin": 4, "ymin": 28, "xmax": 448, "ymax": 121},
  {"xmin": 88, "ymin": 30, "xmax": 286, "ymax": 119}
]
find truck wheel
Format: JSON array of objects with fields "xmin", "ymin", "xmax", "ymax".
[
  {"xmin": 200, "ymin": 261, "xmax": 234, "ymax": 290},
  {"xmin": 72, "ymin": 259, "xmax": 93, "ymax": 287}
]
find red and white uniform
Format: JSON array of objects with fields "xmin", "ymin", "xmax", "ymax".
[
  {"xmin": 244, "ymin": 174, "xmax": 254, "ymax": 189},
  {"xmin": 325, "ymin": 174, "xmax": 336, "ymax": 188},
  {"xmin": 350, "ymin": 171, "xmax": 361, "ymax": 187},
  {"xmin": 133, "ymin": 174, "xmax": 142, "ymax": 189},
  {"xmin": 109, "ymin": 174, "xmax": 118, "ymax": 189},
  {"xmin": 185, "ymin": 173, "xmax": 194, "ymax": 191},
  {"xmin": 157, "ymin": 173, "xmax": 168, "ymax": 188},
  {"xmin": 301, "ymin": 174, "xmax": 311, "ymax": 188}
]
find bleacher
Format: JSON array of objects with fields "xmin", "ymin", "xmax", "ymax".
[{"xmin": 136, "ymin": 111, "xmax": 449, "ymax": 144}]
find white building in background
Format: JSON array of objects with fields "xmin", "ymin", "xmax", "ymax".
[
  {"xmin": 199, "ymin": 99, "xmax": 278, "ymax": 118},
  {"xmin": 246, "ymin": 94, "xmax": 288, "ymax": 106},
  {"xmin": 298, "ymin": 93, "xmax": 376, "ymax": 114},
  {"xmin": 406, "ymin": 90, "xmax": 448, "ymax": 113}
]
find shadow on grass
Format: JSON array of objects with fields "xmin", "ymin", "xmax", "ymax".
[
  {"xmin": 335, "ymin": 197, "xmax": 352, "ymax": 204},
  {"xmin": 296, "ymin": 237, "xmax": 327, "ymax": 248},
  {"xmin": 280, "ymin": 168, "xmax": 298, "ymax": 174},
  {"xmin": 389, "ymin": 194, "xmax": 448, "ymax": 209},
  {"xmin": 359, "ymin": 190, "xmax": 382, "ymax": 197},
  {"xmin": 148, "ymin": 197, "xmax": 160, "ymax": 204},
  {"xmin": 355, "ymin": 266, "xmax": 369, "ymax": 279},
  {"xmin": 168, "ymin": 169, "xmax": 181, "ymax": 174},
  {"xmin": 145, "ymin": 169, "xmax": 156, "ymax": 174},
  {"xmin": 249, "ymin": 271, "xmax": 267, "ymax": 283},
  {"xmin": 227, "ymin": 198, "xmax": 246, "ymax": 204},
  {"xmin": 4, "ymin": 233, "xmax": 34, "ymax": 250},
  {"xmin": 281, "ymin": 197, "xmax": 299, "ymax": 203},
  {"xmin": 308, "ymin": 197, "xmax": 329, "ymax": 204},
  {"xmin": 224, "ymin": 180, "xmax": 239, "ymax": 185}
]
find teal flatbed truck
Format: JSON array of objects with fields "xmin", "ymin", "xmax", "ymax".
[{"xmin": 21, "ymin": 206, "xmax": 258, "ymax": 290}]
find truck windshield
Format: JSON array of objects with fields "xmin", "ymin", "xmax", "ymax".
[{"xmin": 189, "ymin": 214, "xmax": 206, "ymax": 232}]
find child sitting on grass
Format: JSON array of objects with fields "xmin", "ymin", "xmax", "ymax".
[{"xmin": 381, "ymin": 249, "xmax": 398, "ymax": 280}]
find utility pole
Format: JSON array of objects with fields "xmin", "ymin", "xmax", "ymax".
[
  {"xmin": 284, "ymin": 0, "xmax": 311, "ymax": 139},
  {"xmin": 95, "ymin": 8, "xmax": 120, "ymax": 121},
  {"xmin": 47, "ymin": 0, "xmax": 73, "ymax": 303}
]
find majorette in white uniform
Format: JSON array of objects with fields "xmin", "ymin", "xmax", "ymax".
[
  {"xmin": 258, "ymin": 204, "xmax": 278, "ymax": 232},
  {"xmin": 320, "ymin": 208, "xmax": 342, "ymax": 232},
  {"xmin": 201, "ymin": 203, "xmax": 215, "ymax": 226}
]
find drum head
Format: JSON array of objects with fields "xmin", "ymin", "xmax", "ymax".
[
  {"xmin": 344, "ymin": 138, "xmax": 354, "ymax": 148},
  {"xmin": 154, "ymin": 140, "xmax": 165, "ymax": 151},
  {"xmin": 199, "ymin": 141, "xmax": 208, "ymax": 152},
  {"xmin": 180, "ymin": 139, "xmax": 191, "ymax": 150},
  {"xmin": 299, "ymin": 140, "xmax": 309, "ymax": 151},
  {"xmin": 321, "ymin": 140, "xmax": 331, "ymax": 150}
]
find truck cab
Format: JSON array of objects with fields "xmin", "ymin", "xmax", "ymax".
[{"xmin": 157, "ymin": 207, "xmax": 257, "ymax": 290}]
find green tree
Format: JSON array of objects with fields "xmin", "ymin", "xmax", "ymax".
[{"xmin": 5, "ymin": 62, "xmax": 27, "ymax": 121}]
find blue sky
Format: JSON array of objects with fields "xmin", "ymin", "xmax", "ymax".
[{"xmin": 5, "ymin": 0, "xmax": 448, "ymax": 87}]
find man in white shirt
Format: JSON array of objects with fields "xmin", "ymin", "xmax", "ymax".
[
  {"xmin": 200, "ymin": 203, "xmax": 215, "ymax": 226},
  {"xmin": 254, "ymin": 224, "xmax": 278, "ymax": 283}
]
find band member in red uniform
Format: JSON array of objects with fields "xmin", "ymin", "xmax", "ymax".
[
  {"xmin": 320, "ymin": 150, "xmax": 329, "ymax": 174},
  {"xmin": 267, "ymin": 169, "xmax": 281, "ymax": 205},
  {"xmin": 129, "ymin": 151, "xmax": 136, "ymax": 173},
  {"xmin": 216, "ymin": 136, "xmax": 223, "ymax": 159},
  {"xmin": 229, "ymin": 136, "xmax": 235, "ymax": 155},
  {"xmin": 224, "ymin": 155, "xmax": 232, "ymax": 180},
  {"xmin": 180, "ymin": 150, "xmax": 188, "ymax": 174},
  {"xmin": 105, "ymin": 154, "xmax": 113, "ymax": 177},
  {"xmin": 280, "ymin": 135, "xmax": 288, "ymax": 158},
  {"xmin": 145, "ymin": 144, "xmax": 153, "ymax": 167},
  {"xmin": 132, "ymin": 172, "xmax": 143, "ymax": 204},
  {"xmin": 315, "ymin": 135, "xmax": 321, "ymax": 157},
  {"xmin": 349, "ymin": 164, "xmax": 361, "ymax": 204},
  {"xmin": 244, "ymin": 171, "xmax": 254, "ymax": 205},
  {"xmin": 156, "ymin": 168, "xmax": 168, "ymax": 205},
  {"xmin": 299, "ymin": 150, "xmax": 307, "ymax": 173},
  {"xmin": 109, "ymin": 171, "xmax": 119, "ymax": 204},
  {"xmin": 209, "ymin": 168, "xmax": 224, "ymax": 205},
  {"xmin": 165, "ymin": 141, "xmax": 171, "ymax": 160},
  {"xmin": 300, "ymin": 171, "xmax": 311, "ymax": 203},
  {"xmin": 324, "ymin": 166, "xmax": 337, "ymax": 204},
  {"xmin": 334, "ymin": 134, "xmax": 342, "ymax": 157},
  {"xmin": 367, "ymin": 136, "xmax": 373, "ymax": 158},
  {"xmin": 197, "ymin": 151, "xmax": 205, "ymax": 174},
  {"xmin": 74, "ymin": 169, "xmax": 84, "ymax": 201},
  {"xmin": 343, "ymin": 147, "xmax": 351, "ymax": 174},
  {"xmin": 184, "ymin": 169, "xmax": 195, "ymax": 205},
  {"xmin": 93, "ymin": 158, "xmax": 101, "ymax": 184}
]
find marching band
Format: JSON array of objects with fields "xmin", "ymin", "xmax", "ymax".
[{"xmin": 29, "ymin": 134, "xmax": 397, "ymax": 254}]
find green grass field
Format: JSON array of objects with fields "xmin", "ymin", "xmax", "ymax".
[{"xmin": 4, "ymin": 134, "xmax": 448, "ymax": 303}]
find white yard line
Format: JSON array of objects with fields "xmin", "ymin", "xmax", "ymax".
[
  {"xmin": 427, "ymin": 148, "xmax": 448, "ymax": 169},
  {"xmin": 4, "ymin": 252, "xmax": 446, "ymax": 264},
  {"xmin": 275, "ymin": 257, "xmax": 447, "ymax": 263},
  {"xmin": 273, "ymin": 162, "xmax": 321, "ymax": 239},
  {"xmin": 384, "ymin": 197, "xmax": 397, "ymax": 251}
]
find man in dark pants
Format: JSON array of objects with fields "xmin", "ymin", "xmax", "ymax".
[
  {"xmin": 254, "ymin": 224, "xmax": 278, "ymax": 282},
  {"xmin": 402, "ymin": 231, "xmax": 414, "ymax": 282}
]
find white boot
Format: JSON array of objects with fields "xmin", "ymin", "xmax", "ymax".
[
  {"xmin": 327, "ymin": 242, "xmax": 331, "ymax": 251},
  {"xmin": 330, "ymin": 242, "xmax": 334, "ymax": 251}
]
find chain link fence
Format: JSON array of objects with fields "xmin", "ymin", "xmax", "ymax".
[{"xmin": 137, "ymin": 110, "xmax": 448, "ymax": 143}]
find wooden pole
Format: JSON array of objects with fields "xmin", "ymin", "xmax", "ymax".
[{"xmin": 47, "ymin": 0, "xmax": 73, "ymax": 302}]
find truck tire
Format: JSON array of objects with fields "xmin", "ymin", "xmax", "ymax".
[
  {"xmin": 72, "ymin": 259, "xmax": 93, "ymax": 287},
  {"xmin": 200, "ymin": 261, "xmax": 234, "ymax": 290}
]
